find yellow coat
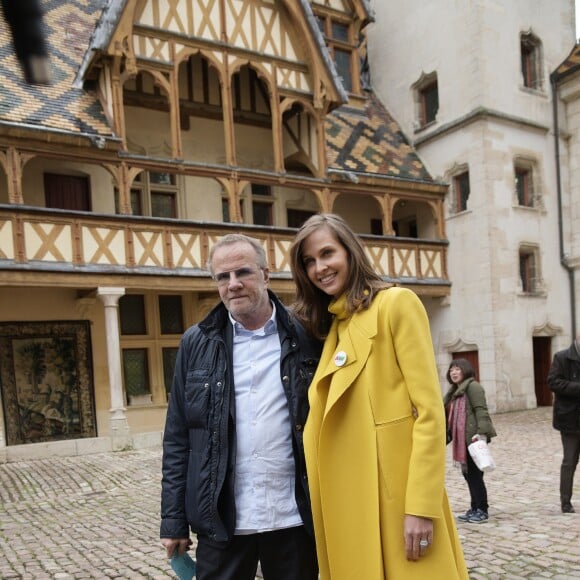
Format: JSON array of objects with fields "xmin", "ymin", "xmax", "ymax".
[{"xmin": 304, "ymin": 288, "xmax": 468, "ymax": 580}]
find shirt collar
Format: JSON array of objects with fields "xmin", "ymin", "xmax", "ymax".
[{"xmin": 229, "ymin": 301, "xmax": 277, "ymax": 336}]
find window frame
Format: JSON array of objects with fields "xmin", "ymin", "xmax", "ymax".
[
  {"xmin": 44, "ymin": 173, "xmax": 92, "ymax": 212},
  {"xmin": 518, "ymin": 245, "xmax": 543, "ymax": 294},
  {"xmin": 513, "ymin": 158, "xmax": 541, "ymax": 209},
  {"xmin": 118, "ymin": 292, "xmax": 189, "ymax": 405},
  {"xmin": 520, "ymin": 32, "xmax": 543, "ymax": 91},
  {"xmin": 413, "ymin": 72, "xmax": 439, "ymax": 129},
  {"xmin": 313, "ymin": 10, "xmax": 359, "ymax": 95},
  {"xmin": 115, "ymin": 171, "xmax": 181, "ymax": 218},
  {"xmin": 452, "ymin": 170, "xmax": 470, "ymax": 214}
]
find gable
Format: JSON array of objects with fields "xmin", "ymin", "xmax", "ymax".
[{"xmin": 84, "ymin": 0, "xmax": 346, "ymax": 106}]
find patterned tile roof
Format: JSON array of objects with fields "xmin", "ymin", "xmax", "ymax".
[
  {"xmin": 0, "ymin": 0, "xmax": 112, "ymax": 137},
  {"xmin": 326, "ymin": 93, "xmax": 433, "ymax": 181},
  {"xmin": 0, "ymin": 1, "xmax": 432, "ymax": 183},
  {"xmin": 553, "ymin": 42, "xmax": 580, "ymax": 81}
]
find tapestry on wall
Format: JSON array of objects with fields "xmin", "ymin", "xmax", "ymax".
[{"xmin": 0, "ymin": 321, "xmax": 97, "ymax": 446}]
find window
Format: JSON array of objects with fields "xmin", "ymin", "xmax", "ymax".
[
  {"xmin": 453, "ymin": 171, "xmax": 470, "ymax": 213},
  {"xmin": 44, "ymin": 173, "xmax": 91, "ymax": 211},
  {"xmin": 513, "ymin": 159, "xmax": 541, "ymax": 208},
  {"xmin": 414, "ymin": 73, "xmax": 439, "ymax": 128},
  {"xmin": 392, "ymin": 218, "xmax": 417, "ymax": 238},
  {"xmin": 122, "ymin": 349, "xmax": 151, "ymax": 402},
  {"xmin": 314, "ymin": 12, "xmax": 357, "ymax": 94},
  {"xmin": 253, "ymin": 202, "xmax": 272, "ymax": 226},
  {"xmin": 115, "ymin": 171, "xmax": 178, "ymax": 218},
  {"xmin": 162, "ymin": 347, "xmax": 179, "ymax": 394},
  {"xmin": 520, "ymin": 32, "xmax": 543, "ymax": 90},
  {"xmin": 222, "ymin": 197, "xmax": 245, "ymax": 223},
  {"xmin": 370, "ymin": 218, "xmax": 383, "ymax": 236},
  {"xmin": 420, "ymin": 81, "xmax": 438, "ymax": 126},
  {"xmin": 287, "ymin": 209, "xmax": 316, "ymax": 228},
  {"xmin": 159, "ymin": 295, "xmax": 184, "ymax": 335},
  {"xmin": 250, "ymin": 184, "xmax": 273, "ymax": 226},
  {"xmin": 119, "ymin": 293, "xmax": 186, "ymax": 404},
  {"xmin": 333, "ymin": 49, "xmax": 353, "ymax": 93},
  {"xmin": 515, "ymin": 167, "xmax": 533, "ymax": 207},
  {"xmin": 519, "ymin": 247, "xmax": 541, "ymax": 293},
  {"xmin": 119, "ymin": 295, "xmax": 147, "ymax": 335}
]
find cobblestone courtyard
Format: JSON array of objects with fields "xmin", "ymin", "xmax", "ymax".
[{"xmin": 1, "ymin": 407, "xmax": 579, "ymax": 579}]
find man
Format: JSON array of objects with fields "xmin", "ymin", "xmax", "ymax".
[
  {"xmin": 160, "ymin": 234, "xmax": 321, "ymax": 579},
  {"xmin": 548, "ymin": 330, "xmax": 580, "ymax": 514}
]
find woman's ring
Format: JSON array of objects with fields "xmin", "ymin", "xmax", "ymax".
[{"xmin": 419, "ymin": 539, "xmax": 429, "ymax": 548}]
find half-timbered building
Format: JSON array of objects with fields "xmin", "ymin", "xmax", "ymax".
[{"xmin": 0, "ymin": 0, "xmax": 449, "ymax": 459}]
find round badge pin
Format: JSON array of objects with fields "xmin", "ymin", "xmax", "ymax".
[{"xmin": 334, "ymin": 351, "xmax": 347, "ymax": 367}]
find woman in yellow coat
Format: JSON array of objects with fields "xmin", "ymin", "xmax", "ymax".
[{"xmin": 290, "ymin": 214, "xmax": 468, "ymax": 580}]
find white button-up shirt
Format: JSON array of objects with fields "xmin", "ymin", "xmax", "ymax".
[{"xmin": 230, "ymin": 304, "xmax": 302, "ymax": 534}]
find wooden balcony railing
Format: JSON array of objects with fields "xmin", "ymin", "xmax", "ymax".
[{"xmin": 0, "ymin": 206, "xmax": 450, "ymax": 294}]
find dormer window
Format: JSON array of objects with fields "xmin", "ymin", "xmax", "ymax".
[{"xmin": 314, "ymin": 12, "xmax": 357, "ymax": 94}]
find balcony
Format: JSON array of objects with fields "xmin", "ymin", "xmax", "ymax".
[{"xmin": 0, "ymin": 206, "xmax": 450, "ymax": 295}]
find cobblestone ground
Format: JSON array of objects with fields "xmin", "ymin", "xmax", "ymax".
[{"xmin": 0, "ymin": 407, "xmax": 579, "ymax": 579}]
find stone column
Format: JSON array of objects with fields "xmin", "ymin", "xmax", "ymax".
[{"xmin": 97, "ymin": 287, "xmax": 132, "ymax": 451}]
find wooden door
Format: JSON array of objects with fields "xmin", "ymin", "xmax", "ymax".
[
  {"xmin": 44, "ymin": 173, "xmax": 91, "ymax": 211},
  {"xmin": 452, "ymin": 350, "xmax": 480, "ymax": 381},
  {"xmin": 533, "ymin": 336, "xmax": 553, "ymax": 406}
]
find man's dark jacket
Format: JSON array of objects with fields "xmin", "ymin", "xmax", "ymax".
[
  {"xmin": 548, "ymin": 341, "xmax": 580, "ymax": 433},
  {"xmin": 160, "ymin": 290, "xmax": 321, "ymax": 545}
]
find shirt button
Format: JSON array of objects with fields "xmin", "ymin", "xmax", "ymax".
[
  {"xmin": 282, "ymin": 375, "xmax": 289, "ymax": 382},
  {"xmin": 296, "ymin": 424, "xmax": 302, "ymax": 431}
]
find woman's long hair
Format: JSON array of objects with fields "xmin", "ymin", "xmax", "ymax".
[{"xmin": 289, "ymin": 213, "xmax": 389, "ymax": 339}]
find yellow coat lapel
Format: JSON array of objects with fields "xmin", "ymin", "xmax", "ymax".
[{"xmin": 319, "ymin": 306, "xmax": 378, "ymax": 418}]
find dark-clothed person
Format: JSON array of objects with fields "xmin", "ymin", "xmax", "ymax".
[
  {"xmin": 160, "ymin": 234, "xmax": 321, "ymax": 580},
  {"xmin": 548, "ymin": 331, "xmax": 580, "ymax": 514}
]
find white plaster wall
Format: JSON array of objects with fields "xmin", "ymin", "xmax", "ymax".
[
  {"xmin": 20, "ymin": 158, "xmax": 115, "ymax": 212},
  {"xmin": 182, "ymin": 175, "xmax": 222, "ymax": 221},
  {"xmin": 367, "ymin": 0, "xmax": 575, "ymax": 138},
  {"xmin": 560, "ymin": 76, "xmax": 580, "ymax": 287},
  {"xmin": 334, "ymin": 193, "xmax": 382, "ymax": 234}
]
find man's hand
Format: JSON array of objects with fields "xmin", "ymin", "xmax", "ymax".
[
  {"xmin": 161, "ymin": 537, "xmax": 192, "ymax": 559},
  {"xmin": 404, "ymin": 514, "xmax": 433, "ymax": 561}
]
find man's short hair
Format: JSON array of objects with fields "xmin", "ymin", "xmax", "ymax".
[{"xmin": 207, "ymin": 234, "xmax": 268, "ymax": 273}]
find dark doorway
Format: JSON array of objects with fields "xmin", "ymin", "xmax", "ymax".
[
  {"xmin": 533, "ymin": 336, "xmax": 553, "ymax": 406},
  {"xmin": 452, "ymin": 350, "xmax": 480, "ymax": 381},
  {"xmin": 287, "ymin": 209, "xmax": 315, "ymax": 229},
  {"xmin": 44, "ymin": 173, "xmax": 91, "ymax": 211}
]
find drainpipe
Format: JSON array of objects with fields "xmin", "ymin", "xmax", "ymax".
[{"xmin": 551, "ymin": 74, "xmax": 577, "ymax": 339}]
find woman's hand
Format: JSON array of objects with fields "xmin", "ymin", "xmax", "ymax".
[{"xmin": 404, "ymin": 514, "xmax": 433, "ymax": 561}]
